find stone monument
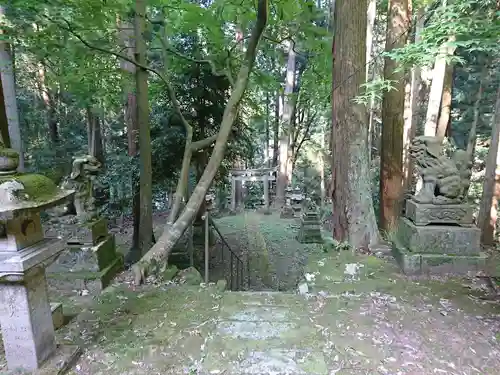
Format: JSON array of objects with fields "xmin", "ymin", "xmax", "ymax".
[
  {"xmin": 297, "ymin": 200, "xmax": 322, "ymax": 243},
  {"xmin": 280, "ymin": 198, "xmax": 295, "ymax": 219},
  {"xmin": 392, "ymin": 136, "xmax": 486, "ymax": 275},
  {"xmin": 0, "ymin": 147, "xmax": 81, "ymax": 372},
  {"xmin": 47, "ymin": 155, "xmax": 123, "ymax": 293}
]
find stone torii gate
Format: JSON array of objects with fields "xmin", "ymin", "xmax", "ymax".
[{"xmin": 229, "ymin": 167, "xmax": 277, "ymax": 211}]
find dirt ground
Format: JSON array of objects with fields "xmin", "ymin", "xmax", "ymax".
[{"xmin": 1, "ymin": 211, "xmax": 499, "ymax": 375}]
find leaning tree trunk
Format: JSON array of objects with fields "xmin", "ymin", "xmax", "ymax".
[
  {"xmin": 132, "ymin": 0, "xmax": 268, "ymax": 284},
  {"xmin": 379, "ymin": 0, "xmax": 411, "ymax": 232},
  {"xmin": 331, "ymin": 0, "xmax": 379, "ymax": 250},
  {"xmin": 423, "ymin": 36, "xmax": 456, "ymax": 136},
  {"xmin": 436, "ymin": 62, "xmax": 454, "ymax": 140},
  {"xmin": 478, "ymin": 85, "xmax": 500, "ymax": 246}
]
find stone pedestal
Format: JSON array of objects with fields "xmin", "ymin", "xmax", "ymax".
[
  {"xmin": 0, "ymin": 212, "xmax": 44, "ymax": 252},
  {"xmin": 0, "ymin": 268, "xmax": 56, "ymax": 369},
  {"xmin": 297, "ymin": 212, "xmax": 322, "ymax": 243},
  {"xmin": 393, "ymin": 200, "xmax": 485, "ymax": 275},
  {"xmin": 0, "ymin": 160, "xmax": 80, "ymax": 373},
  {"xmin": 48, "ymin": 218, "xmax": 123, "ymax": 294},
  {"xmin": 280, "ymin": 203, "xmax": 295, "ymax": 219},
  {"xmin": 405, "ymin": 200, "xmax": 473, "ymax": 227},
  {"xmin": 66, "ymin": 217, "xmax": 108, "ymax": 246}
]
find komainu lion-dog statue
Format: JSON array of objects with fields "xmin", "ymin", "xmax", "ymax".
[{"xmin": 409, "ymin": 136, "xmax": 472, "ymax": 205}]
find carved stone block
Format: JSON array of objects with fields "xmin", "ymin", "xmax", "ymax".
[
  {"xmin": 51, "ymin": 234, "xmax": 118, "ymax": 273},
  {"xmin": 397, "ymin": 217, "xmax": 480, "ymax": 255},
  {"xmin": 405, "ymin": 200, "xmax": 473, "ymax": 226},
  {"xmin": 0, "ymin": 213, "xmax": 44, "ymax": 252},
  {"xmin": 297, "ymin": 212, "xmax": 322, "ymax": 244},
  {"xmin": 280, "ymin": 205, "xmax": 295, "ymax": 219},
  {"xmin": 67, "ymin": 217, "xmax": 108, "ymax": 246},
  {"xmin": 0, "ymin": 268, "xmax": 56, "ymax": 370}
]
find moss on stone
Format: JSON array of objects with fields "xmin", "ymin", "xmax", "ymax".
[
  {"xmin": 0, "ymin": 148, "xmax": 19, "ymax": 158},
  {"xmin": 0, "ymin": 172, "xmax": 58, "ymax": 202}
]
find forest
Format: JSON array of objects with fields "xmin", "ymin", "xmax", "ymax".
[{"xmin": 0, "ymin": 0, "xmax": 499, "ymax": 284}]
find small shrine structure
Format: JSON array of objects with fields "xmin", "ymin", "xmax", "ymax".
[
  {"xmin": 229, "ymin": 167, "xmax": 276, "ymax": 211},
  {"xmin": 0, "ymin": 147, "xmax": 80, "ymax": 371}
]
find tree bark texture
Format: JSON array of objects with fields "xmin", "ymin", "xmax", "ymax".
[
  {"xmin": 379, "ymin": 0, "xmax": 411, "ymax": 232},
  {"xmin": 436, "ymin": 62, "xmax": 454, "ymax": 140},
  {"xmin": 135, "ymin": 0, "xmax": 154, "ymax": 256},
  {"xmin": 0, "ymin": 72, "xmax": 10, "ymax": 147},
  {"xmin": 119, "ymin": 18, "xmax": 142, "ymax": 261},
  {"xmin": 331, "ymin": 0, "xmax": 379, "ymax": 250},
  {"xmin": 478, "ymin": 85, "xmax": 500, "ymax": 245},
  {"xmin": 0, "ymin": 8, "xmax": 24, "ymax": 170},
  {"xmin": 132, "ymin": 0, "xmax": 268, "ymax": 284},
  {"xmin": 404, "ymin": 7, "xmax": 425, "ymax": 193},
  {"xmin": 272, "ymin": 89, "xmax": 280, "ymax": 167},
  {"xmin": 275, "ymin": 41, "xmax": 296, "ymax": 207},
  {"xmin": 423, "ymin": 36, "xmax": 456, "ymax": 136}
]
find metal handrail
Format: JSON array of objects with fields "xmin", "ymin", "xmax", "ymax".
[{"xmin": 208, "ymin": 216, "xmax": 248, "ymax": 290}]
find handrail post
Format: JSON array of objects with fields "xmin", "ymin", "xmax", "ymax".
[
  {"xmin": 204, "ymin": 210, "xmax": 209, "ymax": 284},
  {"xmin": 230, "ymin": 252, "xmax": 233, "ymax": 290}
]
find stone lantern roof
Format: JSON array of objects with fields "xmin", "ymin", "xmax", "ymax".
[{"xmin": 0, "ymin": 149, "xmax": 74, "ymax": 220}]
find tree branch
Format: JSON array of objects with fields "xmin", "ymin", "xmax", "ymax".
[
  {"xmin": 294, "ymin": 112, "xmax": 316, "ymax": 157},
  {"xmin": 191, "ymin": 134, "xmax": 218, "ymax": 151},
  {"xmin": 165, "ymin": 45, "xmax": 235, "ymax": 85}
]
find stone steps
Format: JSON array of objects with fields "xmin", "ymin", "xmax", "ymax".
[{"xmin": 203, "ymin": 291, "xmax": 328, "ymax": 375}]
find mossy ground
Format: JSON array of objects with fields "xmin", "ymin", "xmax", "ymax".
[{"xmin": 1, "ymin": 212, "xmax": 498, "ymax": 374}]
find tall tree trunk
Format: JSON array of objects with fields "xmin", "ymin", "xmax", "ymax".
[
  {"xmin": 403, "ymin": 7, "xmax": 425, "ymax": 193},
  {"xmin": 379, "ymin": 0, "xmax": 411, "ymax": 231},
  {"xmin": 478, "ymin": 85, "xmax": 500, "ymax": 246},
  {"xmin": 436, "ymin": 61, "xmax": 454, "ymax": 140},
  {"xmin": 36, "ymin": 58, "xmax": 59, "ymax": 147},
  {"xmin": 265, "ymin": 91, "xmax": 270, "ymax": 167},
  {"xmin": 119, "ymin": 17, "xmax": 143, "ymax": 264},
  {"xmin": 423, "ymin": 36, "xmax": 456, "ymax": 136},
  {"xmin": 272, "ymin": 89, "xmax": 280, "ymax": 167},
  {"xmin": 132, "ymin": 0, "xmax": 268, "ymax": 284},
  {"xmin": 0, "ymin": 6, "xmax": 24, "ymax": 170},
  {"xmin": 0, "ymin": 72, "xmax": 10, "ymax": 147},
  {"xmin": 275, "ymin": 41, "xmax": 296, "ymax": 207},
  {"xmin": 466, "ymin": 65, "xmax": 487, "ymax": 164},
  {"xmin": 135, "ymin": 0, "xmax": 153, "ymax": 256},
  {"xmin": 320, "ymin": 125, "xmax": 326, "ymax": 210},
  {"xmin": 366, "ymin": 0, "xmax": 376, "ymax": 161},
  {"xmin": 86, "ymin": 107, "xmax": 104, "ymax": 164},
  {"xmin": 331, "ymin": 0, "xmax": 379, "ymax": 250}
]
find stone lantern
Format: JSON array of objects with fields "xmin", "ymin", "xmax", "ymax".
[{"xmin": 0, "ymin": 148, "xmax": 80, "ymax": 372}]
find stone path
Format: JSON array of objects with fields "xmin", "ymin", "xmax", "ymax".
[{"xmin": 203, "ymin": 291, "xmax": 327, "ymax": 374}]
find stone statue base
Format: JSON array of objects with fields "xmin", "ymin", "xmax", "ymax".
[
  {"xmin": 280, "ymin": 204, "xmax": 295, "ymax": 219},
  {"xmin": 47, "ymin": 218, "xmax": 123, "ymax": 294},
  {"xmin": 405, "ymin": 200, "xmax": 473, "ymax": 227},
  {"xmin": 392, "ymin": 217, "xmax": 485, "ymax": 275},
  {"xmin": 297, "ymin": 212, "xmax": 322, "ymax": 244}
]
